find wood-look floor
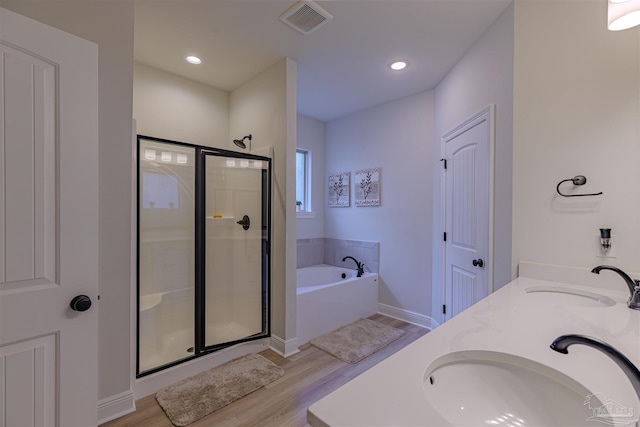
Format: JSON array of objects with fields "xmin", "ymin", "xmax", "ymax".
[{"xmin": 103, "ymin": 314, "xmax": 429, "ymax": 427}]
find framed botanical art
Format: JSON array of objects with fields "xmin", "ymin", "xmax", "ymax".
[
  {"xmin": 355, "ymin": 167, "xmax": 380, "ymax": 207},
  {"xmin": 328, "ymin": 172, "xmax": 350, "ymax": 207}
]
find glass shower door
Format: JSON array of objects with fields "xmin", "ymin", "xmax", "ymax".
[
  {"xmin": 138, "ymin": 138, "xmax": 195, "ymax": 374},
  {"xmin": 202, "ymin": 153, "xmax": 270, "ymax": 349},
  {"xmin": 137, "ymin": 136, "xmax": 271, "ymax": 377}
]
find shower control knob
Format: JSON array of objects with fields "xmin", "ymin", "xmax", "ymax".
[
  {"xmin": 472, "ymin": 259, "xmax": 484, "ymax": 268},
  {"xmin": 236, "ymin": 215, "xmax": 250, "ymax": 231},
  {"xmin": 70, "ymin": 295, "xmax": 92, "ymax": 312}
]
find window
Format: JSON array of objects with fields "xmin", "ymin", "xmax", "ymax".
[{"xmin": 296, "ymin": 148, "xmax": 311, "ymax": 213}]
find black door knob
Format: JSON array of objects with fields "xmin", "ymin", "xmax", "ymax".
[
  {"xmin": 472, "ymin": 259, "xmax": 485, "ymax": 268},
  {"xmin": 70, "ymin": 295, "xmax": 92, "ymax": 312}
]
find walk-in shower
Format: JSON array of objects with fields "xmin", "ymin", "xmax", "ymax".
[{"xmin": 137, "ymin": 135, "xmax": 271, "ymax": 376}]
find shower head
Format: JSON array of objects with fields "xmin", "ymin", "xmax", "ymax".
[{"xmin": 233, "ymin": 134, "xmax": 252, "ymax": 149}]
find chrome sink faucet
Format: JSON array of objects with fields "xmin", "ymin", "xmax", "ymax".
[
  {"xmin": 551, "ymin": 335, "xmax": 640, "ymax": 409},
  {"xmin": 591, "ymin": 265, "xmax": 640, "ymax": 310},
  {"xmin": 342, "ymin": 256, "xmax": 364, "ymax": 277}
]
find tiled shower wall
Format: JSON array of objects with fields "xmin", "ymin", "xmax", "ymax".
[{"xmin": 296, "ymin": 238, "xmax": 379, "ymax": 273}]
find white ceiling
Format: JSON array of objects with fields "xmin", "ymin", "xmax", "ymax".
[{"xmin": 134, "ymin": 0, "xmax": 512, "ymax": 122}]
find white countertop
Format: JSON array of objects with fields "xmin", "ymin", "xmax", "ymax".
[{"xmin": 307, "ymin": 269, "xmax": 640, "ymax": 426}]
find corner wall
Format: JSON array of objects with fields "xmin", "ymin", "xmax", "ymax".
[
  {"xmin": 134, "ymin": 63, "xmax": 229, "ymax": 147},
  {"xmin": 325, "ymin": 91, "xmax": 435, "ymax": 325},
  {"xmin": 512, "ymin": 0, "xmax": 640, "ymax": 275},
  {"xmin": 229, "ymin": 58, "xmax": 298, "ymax": 356},
  {"xmin": 432, "ymin": 2, "xmax": 514, "ymax": 320}
]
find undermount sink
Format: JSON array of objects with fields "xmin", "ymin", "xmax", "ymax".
[
  {"xmin": 423, "ymin": 351, "xmax": 609, "ymax": 426},
  {"xmin": 525, "ymin": 285, "xmax": 616, "ymax": 307}
]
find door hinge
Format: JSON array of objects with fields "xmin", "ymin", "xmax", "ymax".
[
  {"xmin": 442, "ymin": 304, "xmax": 446, "ymax": 315},
  {"xmin": 440, "ymin": 158, "xmax": 447, "ymax": 169},
  {"xmin": 443, "ymin": 232, "xmax": 447, "ymax": 242}
]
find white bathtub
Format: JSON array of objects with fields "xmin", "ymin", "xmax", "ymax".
[{"xmin": 296, "ymin": 264, "xmax": 379, "ymax": 346}]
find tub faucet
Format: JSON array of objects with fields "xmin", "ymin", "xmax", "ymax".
[
  {"xmin": 591, "ymin": 265, "xmax": 640, "ymax": 310},
  {"xmin": 342, "ymin": 256, "xmax": 364, "ymax": 277},
  {"xmin": 551, "ymin": 335, "xmax": 640, "ymax": 408}
]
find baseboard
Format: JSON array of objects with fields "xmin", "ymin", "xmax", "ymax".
[
  {"xmin": 378, "ymin": 303, "xmax": 439, "ymax": 330},
  {"xmin": 97, "ymin": 389, "xmax": 136, "ymax": 425},
  {"xmin": 270, "ymin": 334, "xmax": 300, "ymax": 358}
]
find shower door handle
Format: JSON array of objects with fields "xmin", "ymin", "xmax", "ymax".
[{"xmin": 236, "ymin": 215, "xmax": 250, "ymax": 230}]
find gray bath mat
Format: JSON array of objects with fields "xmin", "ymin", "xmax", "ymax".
[
  {"xmin": 310, "ymin": 318, "xmax": 405, "ymax": 363},
  {"xmin": 155, "ymin": 353, "xmax": 284, "ymax": 426}
]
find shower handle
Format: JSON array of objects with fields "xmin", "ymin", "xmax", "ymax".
[{"xmin": 236, "ymin": 215, "xmax": 250, "ymax": 230}]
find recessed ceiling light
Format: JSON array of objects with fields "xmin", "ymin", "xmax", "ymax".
[
  {"xmin": 186, "ymin": 55, "xmax": 202, "ymax": 65},
  {"xmin": 390, "ymin": 61, "xmax": 408, "ymax": 71}
]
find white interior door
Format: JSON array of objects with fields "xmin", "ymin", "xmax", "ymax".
[
  {"xmin": 0, "ymin": 8, "xmax": 99, "ymax": 426},
  {"xmin": 443, "ymin": 107, "xmax": 492, "ymax": 321}
]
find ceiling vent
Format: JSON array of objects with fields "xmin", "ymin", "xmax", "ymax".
[{"xmin": 279, "ymin": 1, "xmax": 333, "ymax": 35}]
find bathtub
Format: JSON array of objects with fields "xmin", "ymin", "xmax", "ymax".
[{"xmin": 296, "ymin": 264, "xmax": 379, "ymax": 346}]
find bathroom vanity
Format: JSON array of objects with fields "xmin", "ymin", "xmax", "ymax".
[{"xmin": 307, "ymin": 262, "xmax": 640, "ymax": 426}]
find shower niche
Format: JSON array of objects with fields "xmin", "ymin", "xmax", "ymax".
[{"xmin": 137, "ymin": 135, "xmax": 271, "ymax": 376}]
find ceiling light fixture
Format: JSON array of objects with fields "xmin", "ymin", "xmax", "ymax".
[
  {"xmin": 186, "ymin": 55, "xmax": 202, "ymax": 65},
  {"xmin": 390, "ymin": 61, "xmax": 408, "ymax": 71},
  {"xmin": 608, "ymin": 0, "xmax": 640, "ymax": 30}
]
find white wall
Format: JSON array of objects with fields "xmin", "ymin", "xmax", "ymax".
[
  {"xmin": 512, "ymin": 1, "xmax": 640, "ymax": 275},
  {"xmin": 325, "ymin": 91, "xmax": 435, "ymax": 320},
  {"xmin": 296, "ymin": 114, "xmax": 325, "ymax": 239},
  {"xmin": 0, "ymin": 0, "xmax": 136, "ymax": 413},
  {"xmin": 134, "ymin": 63, "xmax": 229, "ymax": 147},
  {"xmin": 229, "ymin": 58, "xmax": 298, "ymax": 354},
  {"xmin": 432, "ymin": 3, "xmax": 514, "ymax": 319}
]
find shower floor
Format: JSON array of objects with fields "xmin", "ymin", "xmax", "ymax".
[{"xmin": 139, "ymin": 321, "xmax": 260, "ymax": 373}]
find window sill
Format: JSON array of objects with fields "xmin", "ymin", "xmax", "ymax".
[{"xmin": 296, "ymin": 211, "xmax": 316, "ymax": 219}]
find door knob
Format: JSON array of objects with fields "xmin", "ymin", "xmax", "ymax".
[
  {"xmin": 70, "ymin": 295, "xmax": 92, "ymax": 312},
  {"xmin": 472, "ymin": 259, "xmax": 484, "ymax": 268}
]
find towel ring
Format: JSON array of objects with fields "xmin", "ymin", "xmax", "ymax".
[{"xmin": 556, "ymin": 175, "xmax": 602, "ymax": 197}]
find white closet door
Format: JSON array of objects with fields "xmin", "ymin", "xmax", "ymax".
[{"xmin": 444, "ymin": 108, "xmax": 492, "ymax": 320}]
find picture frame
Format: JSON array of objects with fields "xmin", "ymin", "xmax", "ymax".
[
  {"xmin": 328, "ymin": 172, "xmax": 350, "ymax": 207},
  {"xmin": 355, "ymin": 167, "xmax": 380, "ymax": 207}
]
